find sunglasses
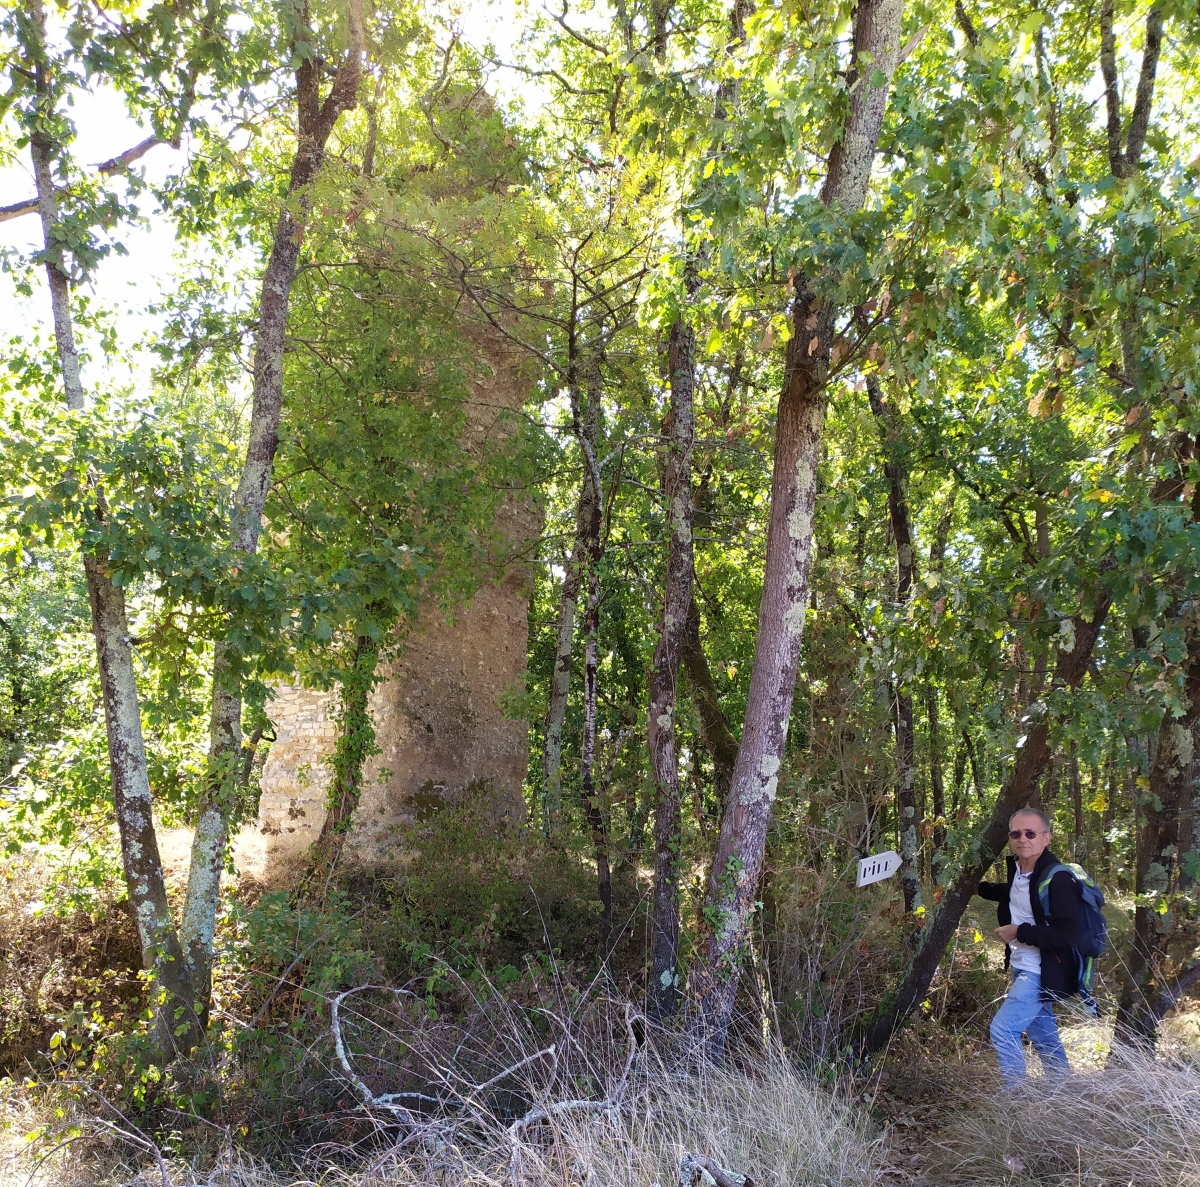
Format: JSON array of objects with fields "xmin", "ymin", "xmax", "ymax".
[{"xmin": 1008, "ymin": 828, "xmax": 1044, "ymax": 840}]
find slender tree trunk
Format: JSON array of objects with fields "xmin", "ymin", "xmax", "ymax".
[
  {"xmin": 180, "ymin": 0, "xmax": 364, "ymax": 1013},
  {"xmin": 302, "ymin": 631, "xmax": 380, "ymax": 893},
  {"xmin": 648, "ymin": 305, "xmax": 698, "ymax": 1020},
  {"xmin": 26, "ymin": 0, "xmax": 200, "ymax": 1056},
  {"xmin": 543, "ymin": 368, "xmax": 602, "ymax": 838},
  {"xmin": 1179, "ymin": 733, "xmax": 1200, "ymax": 893},
  {"xmin": 1070, "ymin": 746, "xmax": 1083, "ymax": 856},
  {"xmin": 868, "ymin": 375, "xmax": 920, "ymax": 917},
  {"xmin": 563, "ymin": 352, "xmax": 610, "ymax": 922},
  {"xmin": 693, "ymin": 0, "xmax": 904, "ymax": 1057},
  {"xmin": 861, "ymin": 589, "xmax": 1112, "ymax": 1053},
  {"xmin": 927, "ymin": 687, "xmax": 946, "ymax": 855},
  {"xmin": 950, "ymin": 745, "xmax": 966, "ymax": 821},
  {"xmin": 579, "ymin": 565, "xmax": 612, "ymax": 944},
  {"xmin": 682, "ymin": 597, "xmax": 740, "ymax": 808},
  {"xmin": 926, "ymin": 505, "xmax": 952, "ymax": 858}
]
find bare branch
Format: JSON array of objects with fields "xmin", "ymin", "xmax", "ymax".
[{"xmin": 0, "ymin": 135, "xmax": 168, "ymax": 224}]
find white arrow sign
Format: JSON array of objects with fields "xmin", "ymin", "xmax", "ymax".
[{"xmin": 856, "ymin": 850, "xmax": 902, "ymax": 888}]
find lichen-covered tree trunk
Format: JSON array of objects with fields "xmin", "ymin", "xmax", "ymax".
[
  {"xmin": 180, "ymin": 0, "xmax": 363, "ymax": 1014},
  {"xmin": 693, "ymin": 0, "xmax": 904, "ymax": 1057},
  {"xmin": 861, "ymin": 590, "xmax": 1111, "ymax": 1053},
  {"xmin": 26, "ymin": 0, "xmax": 199, "ymax": 1056},
  {"xmin": 648, "ymin": 310, "xmax": 697, "ymax": 1021},
  {"xmin": 868, "ymin": 375, "xmax": 920, "ymax": 918}
]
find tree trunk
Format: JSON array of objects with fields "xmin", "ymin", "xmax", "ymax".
[
  {"xmin": 868, "ymin": 375, "xmax": 921, "ymax": 917},
  {"xmin": 543, "ymin": 365, "xmax": 602, "ymax": 838},
  {"xmin": 1179, "ymin": 732, "xmax": 1200, "ymax": 892},
  {"xmin": 180, "ymin": 0, "xmax": 364, "ymax": 1013},
  {"xmin": 860, "ymin": 589, "xmax": 1112, "ymax": 1053},
  {"xmin": 26, "ymin": 0, "xmax": 200, "ymax": 1056},
  {"xmin": 682, "ymin": 596, "xmax": 740, "ymax": 808},
  {"xmin": 648, "ymin": 306, "xmax": 698, "ymax": 1020},
  {"xmin": 1070, "ymin": 746, "xmax": 1083, "ymax": 856},
  {"xmin": 927, "ymin": 687, "xmax": 946, "ymax": 856},
  {"xmin": 926, "ymin": 505, "xmax": 952, "ymax": 858},
  {"xmin": 693, "ymin": 0, "xmax": 904, "ymax": 1059},
  {"xmin": 579, "ymin": 564, "xmax": 612, "ymax": 944}
]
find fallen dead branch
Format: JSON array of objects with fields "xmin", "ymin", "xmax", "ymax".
[{"xmin": 679, "ymin": 1152, "xmax": 756, "ymax": 1187}]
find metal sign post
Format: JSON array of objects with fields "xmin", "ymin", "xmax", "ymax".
[{"xmin": 856, "ymin": 850, "xmax": 901, "ymax": 888}]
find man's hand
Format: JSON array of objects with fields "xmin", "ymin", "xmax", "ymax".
[{"xmin": 995, "ymin": 924, "xmax": 1019, "ymax": 943}]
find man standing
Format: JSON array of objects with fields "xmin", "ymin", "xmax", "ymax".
[{"xmin": 979, "ymin": 807, "xmax": 1086, "ymax": 1085}]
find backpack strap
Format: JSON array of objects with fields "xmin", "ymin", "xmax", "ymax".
[{"xmin": 1036, "ymin": 862, "xmax": 1078, "ymax": 917}]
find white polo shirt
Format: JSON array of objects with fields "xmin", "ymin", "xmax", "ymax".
[{"xmin": 1008, "ymin": 868, "xmax": 1041, "ymax": 973}]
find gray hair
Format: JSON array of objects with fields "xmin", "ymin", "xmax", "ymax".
[{"xmin": 1010, "ymin": 806, "xmax": 1051, "ymax": 832}]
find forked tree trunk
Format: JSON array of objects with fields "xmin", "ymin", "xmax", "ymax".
[
  {"xmin": 26, "ymin": 0, "xmax": 200, "ymax": 1056},
  {"xmin": 861, "ymin": 590, "xmax": 1111, "ymax": 1053},
  {"xmin": 180, "ymin": 0, "xmax": 364, "ymax": 1014},
  {"xmin": 867, "ymin": 375, "xmax": 920, "ymax": 917},
  {"xmin": 693, "ymin": 0, "xmax": 904, "ymax": 1057},
  {"xmin": 648, "ymin": 308, "xmax": 698, "ymax": 1020}
]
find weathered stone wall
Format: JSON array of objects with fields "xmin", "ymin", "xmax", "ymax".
[{"xmin": 256, "ymin": 334, "xmax": 536, "ymax": 879}]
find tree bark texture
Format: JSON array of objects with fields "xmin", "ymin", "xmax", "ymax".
[
  {"xmin": 648, "ymin": 309, "xmax": 698, "ymax": 1020},
  {"xmin": 868, "ymin": 375, "xmax": 920, "ymax": 917},
  {"xmin": 26, "ymin": 0, "xmax": 201, "ymax": 1056},
  {"xmin": 180, "ymin": 0, "xmax": 364, "ymax": 1011},
  {"xmin": 861, "ymin": 589, "xmax": 1112, "ymax": 1053},
  {"xmin": 693, "ymin": 0, "xmax": 904, "ymax": 1056}
]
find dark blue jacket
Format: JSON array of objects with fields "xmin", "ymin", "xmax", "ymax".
[{"xmin": 978, "ymin": 847, "xmax": 1087, "ymax": 1000}]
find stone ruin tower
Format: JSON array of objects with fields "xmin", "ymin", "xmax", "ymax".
[{"xmin": 255, "ymin": 335, "xmax": 537, "ymax": 877}]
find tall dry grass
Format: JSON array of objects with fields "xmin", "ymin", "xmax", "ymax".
[
  {"xmin": 2, "ymin": 1053, "xmax": 882, "ymax": 1186},
  {"xmin": 927, "ymin": 1043, "xmax": 1200, "ymax": 1187}
]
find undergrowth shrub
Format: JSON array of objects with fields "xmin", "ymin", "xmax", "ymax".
[
  {"xmin": 361, "ymin": 796, "xmax": 645, "ymax": 982},
  {"xmin": 0, "ymin": 856, "xmax": 142, "ymax": 1075}
]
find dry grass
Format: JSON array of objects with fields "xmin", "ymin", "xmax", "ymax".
[
  {"xmin": 2, "ymin": 1054, "xmax": 882, "ymax": 1187},
  {"xmin": 926, "ymin": 1042, "xmax": 1200, "ymax": 1187}
]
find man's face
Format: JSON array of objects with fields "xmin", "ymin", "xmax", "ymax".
[{"xmin": 1008, "ymin": 812, "xmax": 1051, "ymax": 865}]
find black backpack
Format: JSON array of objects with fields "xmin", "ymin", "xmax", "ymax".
[{"xmin": 1037, "ymin": 861, "xmax": 1107, "ymax": 998}]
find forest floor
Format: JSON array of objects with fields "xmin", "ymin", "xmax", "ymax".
[{"xmin": 1, "ymin": 850, "xmax": 1198, "ymax": 1187}]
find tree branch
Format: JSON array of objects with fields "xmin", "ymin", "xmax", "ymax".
[
  {"xmin": 0, "ymin": 134, "xmax": 168, "ymax": 224},
  {"xmin": 1125, "ymin": 5, "xmax": 1163, "ymax": 168}
]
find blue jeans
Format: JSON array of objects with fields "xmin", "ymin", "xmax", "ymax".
[{"xmin": 990, "ymin": 969, "xmax": 1069, "ymax": 1086}]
